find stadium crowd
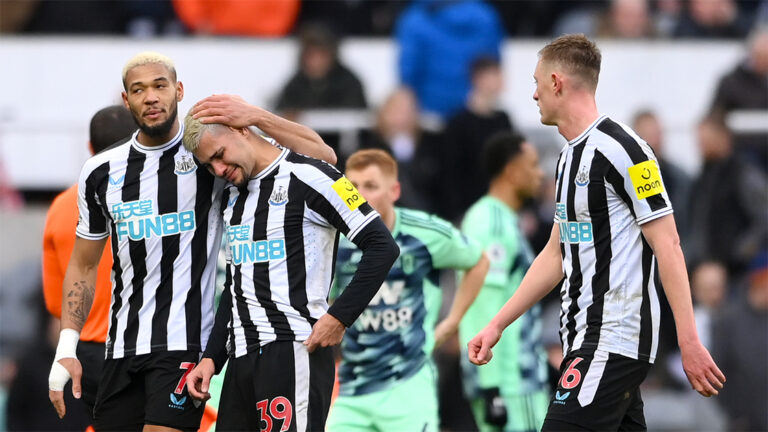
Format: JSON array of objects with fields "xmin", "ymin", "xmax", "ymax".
[{"xmin": 0, "ymin": 1, "xmax": 766, "ymax": 431}]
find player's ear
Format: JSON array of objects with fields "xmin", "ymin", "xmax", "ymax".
[
  {"xmin": 391, "ymin": 180, "xmax": 401, "ymax": 202},
  {"xmin": 121, "ymin": 91, "xmax": 130, "ymax": 110},
  {"xmin": 176, "ymin": 81, "xmax": 184, "ymax": 102}
]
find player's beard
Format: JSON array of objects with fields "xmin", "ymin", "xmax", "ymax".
[{"xmin": 134, "ymin": 101, "xmax": 179, "ymax": 138}]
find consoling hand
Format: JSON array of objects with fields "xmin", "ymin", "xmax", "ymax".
[{"xmin": 191, "ymin": 94, "xmax": 261, "ymax": 129}]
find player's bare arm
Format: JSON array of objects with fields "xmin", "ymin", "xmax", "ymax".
[
  {"xmin": 49, "ymin": 236, "xmax": 107, "ymax": 418},
  {"xmin": 435, "ymin": 253, "xmax": 490, "ymax": 347},
  {"xmin": 190, "ymin": 94, "xmax": 337, "ymax": 164},
  {"xmin": 186, "ymin": 358, "xmax": 215, "ymax": 401},
  {"xmin": 468, "ymin": 224, "xmax": 564, "ymax": 365},
  {"xmin": 641, "ymin": 214, "xmax": 726, "ymax": 397}
]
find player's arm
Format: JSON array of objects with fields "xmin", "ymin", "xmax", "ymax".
[
  {"xmin": 468, "ymin": 224, "xmax": 563, "ymax": 365},
  {"xmin": 49, "ymin": 236, "xmax": 106, "ymax": 419},
  {"xmin": 190, "ymin": 94, "xmax": 337, "ymax": 164},
  {"xmin": 188, "ymin": 286, "xmax": 232, "ymax": 401},
  {"xmin": 304, "ymin": 219, "xmax": 399, "ymax": 352},
  {"xmin": 641, "ymin": 214, "xmax": 725, "ymax": 397},
  {"xmin": 434, "ymin": 253, "xmax": 490, "ymax": 347}
]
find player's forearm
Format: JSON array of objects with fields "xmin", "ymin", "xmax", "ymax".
[
  {"xmin": 445, "ymin": 254, "xmax": 490, "ymax": 325},
  {"xmin": 203, "ymin": 287, "xmax": 232, "ymax": 373},
  {"xmin": 654, "ymin": 236, "xmax": 699, "ymax": 344},
  {"xmin": 328, "ymin": 219, "xmax": 399, "ymax": 326},
  {"xmin": 251, "ymin": 106, "xmax": 337, "ymax": 165},
  {"xmin": 488, "ymin": 242, "xmax": 563, "ymax": 332},
  {"xmin": 60, "ymin": 265, "xmax": 98, "ymax": 331}
]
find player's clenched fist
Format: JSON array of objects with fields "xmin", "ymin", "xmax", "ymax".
[{"xmin": 468, "ymin": 325, "xmax": 502, "ymax": 365}]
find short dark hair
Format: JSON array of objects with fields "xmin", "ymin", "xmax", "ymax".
[
  {"xmin": 89, "ymin": 105, "xmax": 136, "ymax": 154},
  {"xmin": 483, "ymin": 131, "xmax": 526, "ymax": 180},
  {"xmin": 470, "ymin": 56, "xmax": 501, "ymax": 80}
]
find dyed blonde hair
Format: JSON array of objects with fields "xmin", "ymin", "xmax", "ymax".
[
  {"xmin": 538, "ymin": 34, "xmax": 601, "ymax": 90},
  {"xmin": 122, "ymin": 51, "xmax": 177, "ymax": 89},
  {"xmin": 182, "ymin": 112, "xmax": 227, "ymax": 153}
]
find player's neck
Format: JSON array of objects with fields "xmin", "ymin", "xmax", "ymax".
[
  {"xmin": 488, "ymin": 182, "xmax": 521, "ymax": 211},
  {"xmin": 136, "ymin": 120, "xmax": 180, "ymax": 147},
  {"xmin": 248, "ymin": 135, "xmax": 282, "ymax": 177},
  {"xmin": 381, "ymin": 207, "xmax": 396, "ymax": 232},
  {"xmin": 556, "ymin": 96, "xmax": 599, "ymax": 142}
]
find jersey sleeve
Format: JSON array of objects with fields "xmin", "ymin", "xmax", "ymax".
[
  {"xmin": 75, "ymin": 161, "xmax": 110, "ymax": 240},
  {"xmin": 421, "ymin": 214, "xmax": 483, "ymax": 270},
  {"xmin": 619, "ymin": 154, "xmax": 674, "ymax": 225},
  {"xmin": 300, "ymin": 165, "xmax": 380, "ymax": 242}
]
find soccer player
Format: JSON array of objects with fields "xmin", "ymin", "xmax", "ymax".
[
  {"xmin": 468, "ymin": 34, "xmax": 725, "ymax": 431},
  {"xmin": 181, "ymin": 112, "xmax": 399, "ymax": 431},
  {"xmin": 326, "ymin": 149, "xmax": 490, "ymax": 432},
  {"xmin": 459, "ymin": 132, "xmax": 550, "ymax": 432},
  {"xmin": 42, "ymin": 105, "xmax": 136, "ymax": 419},
  {"xmin": 47, "ymin": 52, "xmax": 335, "ymax": 431}
]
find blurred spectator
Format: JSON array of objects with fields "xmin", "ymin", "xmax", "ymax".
[
  {"xmin": 653, "ymin": 0, "xmax": 684, "ymax": 37},
  {"xmin": 396, "ymin": 0, "xmax": 503, "ymax": 120},
  {"xmin": 687, "ymin": 114, "xmax": 768, "ymax": 276},
  {"xmin": 711, "ymin": 251, "xmax": 768, "ymax": 432},
  {"xmin": 710, "ymin": 26, "xmax": 768, "ymax": 171},
  {"xmin": 597, "ymin": 0, "xmax": 656, "ymax": 38},
  {"xmin": 0, "ymin": 159, "xmax": 23, "ymax": 211},
  {"xmin": 173, "ymin": 0, "xmax": 299, "ymax": 36},
  {"xmin": 124, "ymin": 0, "xmax": 183, "ymax": 37},
  {"xmin": 18, "ymin": 0, "xmax": 127, "ymax": 34},
  {"xmin": 673, "ymin": 0, "xmax": 753, "ymax": 38},
  {"xmin": 359, "ymin": 88, "xmax": 441, "ymax": 211},
  {"xmin": 632, "ymin": 110, "xmax": 691, "ymax": 243},
  {"xmin": 297, "ymin": 0, "xmax": 407, "ymax": 36},
  {"xmin": 0, "ymin": 0, "xmax": 39, "ymax": 33},
  {"xmin": 6, "ymin": 294, "xmax": 91, "ymax": 431},
  {"xmin": 440, "ymin": 57, "xmax": 514, "ymax": 222},
  {"xmin": 274, "ymin": 22, "xmax": 367, "ymax": 115},
  {"xmin": 491, "ymin": 0, "xmax": 589, "ymax": 37},
  {"xmin": 690, "ymin": 261, "xmax": 728, "ymax": 347}
]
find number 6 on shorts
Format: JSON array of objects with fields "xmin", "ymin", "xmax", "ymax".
[{"xmin": 560, "ymin": 357, "xmax": 584, "ymax": 389}]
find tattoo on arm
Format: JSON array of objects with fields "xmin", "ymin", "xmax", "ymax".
[{"xmin": 66, "ymin": 280, "xmax": 94, "ymax": 328}]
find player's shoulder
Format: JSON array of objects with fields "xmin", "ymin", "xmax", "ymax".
[
  {"xmin": 591, "ymin": 117, "xmax": 655, "ymax": 168},
  {"xmin": 398, "ymin": 207, "xmax": 454, "ymax": 238},
  {"xmin": 283, "ymin": 149, "xmax": 342, "ymax": 183}
]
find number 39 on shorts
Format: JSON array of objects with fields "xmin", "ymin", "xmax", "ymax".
[{"xmin": 560, "ymin": 357, "xmax": 584, "ymax": 389}]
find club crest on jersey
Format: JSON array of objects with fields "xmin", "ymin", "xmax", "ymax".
[
  {"xmin": 174, "ymin": 154, "xmax": 197, "ymax": 175},
  {"xmin": 575, "ymin": 165, "xmax": 590, "ymax": 187},
  {"xmin": 268, "ymin": 186, "xmax": 288, "ymax": 206}
]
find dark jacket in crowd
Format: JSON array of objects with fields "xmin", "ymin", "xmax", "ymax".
[{"xmin": 275, "ymin": 62, "xmax": 367, "ymax": 111}]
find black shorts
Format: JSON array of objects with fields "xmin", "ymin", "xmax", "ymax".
[
  {"xmin": 92, "ymin": 351, "xmax": 205, "ymax": 432},
  {"xmin": 542, "ymin": 349, "xmax": 651, "ymax": 432},
  {"xmin": 76, "ymin": 341, "xmax": 105, "ymax": 418},
  {"xmin": 218, "ymin": 341, "xmax": 335, "ymax": 432}
]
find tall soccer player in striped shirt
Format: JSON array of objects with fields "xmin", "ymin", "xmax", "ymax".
[
  {"xmin": 468, "ymin": 34, "xmax": 725, "ymax": 431},
  {"xmin": 181, "ymin": 106, "xmax": 399, "ymax": 431},
  {"xmin": 47, "ymin": 53, "xmax": 336, "ymax": 431}
]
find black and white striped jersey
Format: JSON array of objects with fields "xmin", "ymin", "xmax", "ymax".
[
  {"xmin": 221, "ymin": 148, "xmax": 379, "ymax": 357},
  {"xmin": 76, "ymin": 125, "xmax": 225, "ymax": 359},
  {"xmin": 554, "ymin": 115, "xmax": 673, "ymax": 363}
]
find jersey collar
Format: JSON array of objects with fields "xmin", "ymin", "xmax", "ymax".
[
  {"xmin": 568, "ymin": 114, "xmax": 608, "ymax": 146},
  {"xmin": 131, "ymin": 121, "xmax": 184, "ymax": 153},
  {"xmin": 251, "ymin": 147, "xmax": 288, "ymax": 181}
]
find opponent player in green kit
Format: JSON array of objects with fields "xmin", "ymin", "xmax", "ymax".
[
  {"xmin": 459, "ymin": 132, "xmax": 550, "ymax": 432},
  {"xmin": 327, "ymin": 149, "xmax": 490, "ymax": 431}
]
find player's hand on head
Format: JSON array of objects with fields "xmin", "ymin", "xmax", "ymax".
[
  {"xmin": 468, "ymin": 325, "xmax": 502, "ymax": 366},
  {"xmin": 191, "ymin": 94, "xmax": 258, "ymax": 128},
  {"xmin": 680, "ymin": 340, "xmax": 726, "ymax": 397},
  {"xmin": 48, "ymin": 357, "xmax": 82, "ymax": 418},
  {"xmin": 304, "ymin": 313, "xmax": 345, "ymax": 353},
  {"xmin": 186, "ymin": 358, "xmax": 215, "ymax": 401}
]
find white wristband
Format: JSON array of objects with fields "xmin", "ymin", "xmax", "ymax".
[{"xmin": 54, "ymin": 328, "xmax": 80, "ymax": 361}]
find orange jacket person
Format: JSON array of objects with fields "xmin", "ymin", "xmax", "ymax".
[{"xmin": 42, "ymin": 105, "xmax": 136, "ymax": 416}]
